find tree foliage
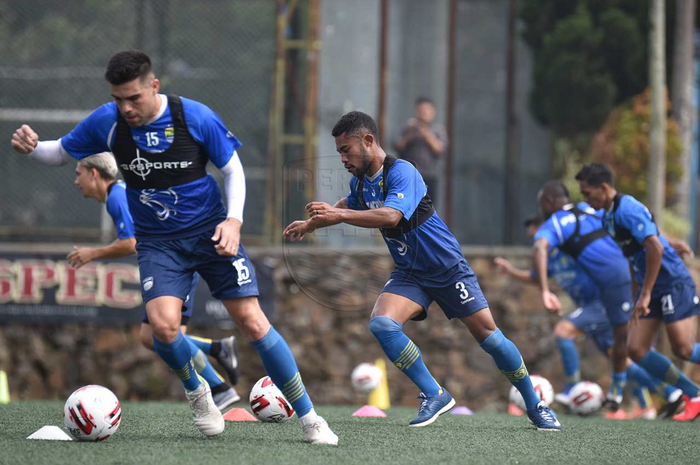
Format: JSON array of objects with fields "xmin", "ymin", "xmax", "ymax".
[
  {"xmin": 589, "ymin": 89, "xmax": 683, "ymax": 204},
  {"xmin": 519, "ymin": 0, "xmax": 675, "ymax": 137}
]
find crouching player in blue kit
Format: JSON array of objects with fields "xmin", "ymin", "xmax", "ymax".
[
  {"xmin": 11, "ymin": 50, "xmax": 337, "ymax": 444},
  {"xmin": 67, "ymin": 152, "xmax": 242, "ymax": 411},
  {"xmin": 283, "ymin": 111, "xmax": 561, "ymax": 431},
  {"xmin": 496, "ymin": 216, "xmax": 683, "ymax": 419},
  {"xmin": 576, "ymin": 163, "xmax": 700, "ymax": 422},
  {"xmin": 533, "ymin": 181, "xmax": 633, "ymax": 412}
]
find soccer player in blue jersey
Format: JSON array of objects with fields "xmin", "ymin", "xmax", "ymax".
[
  {"xmin": 496, "ymin": 216, "xmax": 683, "ymax": 419},
  {"xmin": 67, "ymin": 152, "xmax": 242, "ymax": 411},
  {"xmin": 533, "ymin": 181, "xmax": 632, "ymax": 412},
  {"xmin": 283, "ymin": 111, "xmax": 561, "ymax": 431},
  {"xmin": 576, "ymin": 163, "xmax": 700, "ymax": 422},
  {"xmin": 11, "ymin": 50, "xmax": 337, "ymax": 444}
]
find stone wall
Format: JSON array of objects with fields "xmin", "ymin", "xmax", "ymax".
[{"xmin": 2, "ymin": 245, "xmax": 699, "ymax": 410}]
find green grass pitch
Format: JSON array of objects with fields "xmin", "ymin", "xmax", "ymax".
[{"xmin": 0, "ymin": 402, "xmax": 697, "ymax": 464}]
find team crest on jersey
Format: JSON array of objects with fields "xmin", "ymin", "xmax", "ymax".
[{"xmin": 164, "ymin": 126, "xmax": 175, "ymax": 143}]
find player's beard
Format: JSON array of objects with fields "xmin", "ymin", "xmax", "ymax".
[{"xmin": 357, "ymin": 145, "xmax": 373, "ymax": 177}]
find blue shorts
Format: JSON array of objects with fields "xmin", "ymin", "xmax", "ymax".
[
  {"xmin": 643, "ymin": 281, "xmax": 700, "ymax": 323},
  {"xmin": 135, "ymin": 229, "xmax": 259, "ymax": 308},
  {"xmin": 565, "ymin": 301, "xmax": 613, "ymax": 354},
  {"xmin": 599, "ymin": 282, "xmax": 633, "ymax": 327},
  {"xmin": 141, "ymin": 273, "xmax": 199, "ymax": 325},
  {"xmin": 381, "ymin": 259, "xmax": 489, "ymax": 321}
]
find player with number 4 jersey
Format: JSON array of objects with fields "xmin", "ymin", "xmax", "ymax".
[{"xmin": 284, "ymin": 111, "xmax": 561, "ymax": 431}]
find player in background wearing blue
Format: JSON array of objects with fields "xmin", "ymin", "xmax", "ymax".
[
  {"xmin": 533, "ymin": 181, "xmax": 633, "ymax": 412},
  {"xmin": 11, "ymin": 50, "xmax": 337, "ymax": 444},
  {"xmin": 576, "ymin": 163, "xmax": 700, "ymax": 422},
  {"xmin": 496, "ymin": 216, "xmax": 683, "ymax": 419},
  {"xmin": 67, "ymin": 152, "xmax": 242, "ymax": 411},
  {"xmin": 284, "ymin": 111, "xmax": 561, "ymax": 431}
]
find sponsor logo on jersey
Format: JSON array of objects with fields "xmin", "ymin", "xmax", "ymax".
[{"xmin": 120, "ymin": 150, "xmax": 193, "ymax": 181}]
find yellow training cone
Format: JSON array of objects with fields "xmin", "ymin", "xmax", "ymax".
[
  {"xmin": 368, "ymin": 359, "xmax": 390, "ymax": 409},
  {"xmin": 0, "ymin": 370, "xmax": 10, "ymax": 404}
]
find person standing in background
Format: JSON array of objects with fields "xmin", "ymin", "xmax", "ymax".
[{"xmin": 394, "ymin": 97, "xmax": 448, "ymax": 206}]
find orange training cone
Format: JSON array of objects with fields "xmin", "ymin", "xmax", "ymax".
[{"xmin": 223, "ymin": 408, "xmax": 259, "ymax": 422}]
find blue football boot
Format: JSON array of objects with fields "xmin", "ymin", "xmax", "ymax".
[
  {"xmin": 408, "ymin": 390, "xmax": 456, "ymax": 427},
  {"xmin": 527, "ymin": 401, "xmax": 562, "ymax": 431}
]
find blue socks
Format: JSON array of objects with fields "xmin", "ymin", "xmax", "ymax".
[
  {"xmin": 153, "ymin": 332, "xmax": 201, "ymax": 391},
  {"xmin": 250, "ymin": 326, "xmax": 313, "ymax": 417},
  {"xmin": 637, "ymin": 349, "xmax": 700, "ymax": 398},
  {"xmin": 690, "ymin": 343, "xmax": 700, "ymax": 363},
  {"xmin": 480, "ymin": 328, "xmax": 540, "ymax": 410},
  {"xmin": 187, "ymin": 335, "xmax": 214, "ymax": 355},
  {"xmin": 186, "ymin": 338, "xmax": 225, "ymax": 389},
  {"xmin": 556, "ymin": 338, "xmax": 580, "ymax": 393},
  {"xmin": 369, "ymin": 316, "xmax": 441, "ymax": 396}
]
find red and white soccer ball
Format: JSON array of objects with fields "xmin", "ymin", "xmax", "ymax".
[
  {"xmin": 568, "ymin": 381, "xmax": 605, "ymax": 416},
  {"xmin": 509, "ymin": 375, "xmax": 554, "ymax": 410},
  {"xmin": 63, "ymin": 385, "xmax": 122, "ymax": 442},
  {"xmin": 249, "ymin": 376, "xmax": 295, "ymax": 423},
  {"xmin": 351, "ymin": 363, "xmax": 383, "ymax": 393}
]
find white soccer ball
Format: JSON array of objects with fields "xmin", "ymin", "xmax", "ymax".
[
  {"xmin": 63, "ymin": 385, "xmax": 122, "ymax": 441},
  {"xmin": 568, "ymin": 381, "xmax": 605, "ymax": 416},
  {"xmin": 249, "ymin": 376, "xmax": 295, "ymax": 423},
  {"xmin": 351, "ymin": 363, "xmax": 383, "ymax": 393},
  {"xmin": 509, "ymin": 375, "xmax": 554, "ymax": 410}
]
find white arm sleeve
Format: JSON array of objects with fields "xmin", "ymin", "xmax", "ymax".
[
  {"xmin": 28, "ymin": 140, "xmax": 71, "ymax": 166},
  {"xmin": 220, "ymin": 150, "xmax": 246, "ymax": 223}
]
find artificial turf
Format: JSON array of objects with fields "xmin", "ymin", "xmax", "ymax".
[{"xmin": 0, "ymin": 402, "xmax": 697, "ymax": 464}]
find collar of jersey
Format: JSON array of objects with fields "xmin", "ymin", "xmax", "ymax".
[
  {"xmin": 142, "ymin": 94, "xmax": 168, "ymax": 126},
  {"xmin": 365, "ymin": 166, "xmax": 382, "ymax": 182}
]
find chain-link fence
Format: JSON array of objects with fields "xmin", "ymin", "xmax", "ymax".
[{"xmin": 0, "ymin": 0, "xmax": 275, "ymax": 241}]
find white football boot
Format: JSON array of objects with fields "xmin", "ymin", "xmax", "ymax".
[
  {"xmin": 301, "ymin": 414, "xmax": 339, "ymax": 445},
  {"xmin": 185, "ymin": 379, "xmax": 225, "ymax": 436}
]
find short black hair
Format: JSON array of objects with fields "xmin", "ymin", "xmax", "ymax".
[
  {"xmin": 524, "ymin": 215, "xmax": 543, "ymax": 228},
  {"xmin": 575, "ymin": 163, "xmax": 615, "ymax": 187},
  {"xmin": 415, "ymin": 97, "xmax": 434, "ymax": 106},
  {"xmin": 331, "ymin": 111, "xmax": 378, "ymax": 139},
  {"xmin": 541, "ymin": 180, "xmax": 570, "ymax": 200},
  {"xmin": 105, "ymin": 50, "xmax": 153, "ymax": 85}
]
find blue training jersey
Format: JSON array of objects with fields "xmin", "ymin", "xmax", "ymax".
[
  {"xmin": 60, "ymin": 95, "xmax": 241, "ymax": 240},
  {"xmin": 346, "ymin": 159, "xmax": 464, "ymax": 280},
  {"xmin": 106, "ymin": 180, "xmax": 136, "ymax": 239},
  {"xmin": 531, "ymin": 248, "xmax": 601, "ymax": 307},
  {"xmin": 602, "ymin": 194, "xmax": 693, "ymax": 295},
  {"xmin": 534, "ymin": 202, "xmax": 631, "ymax": 289}
]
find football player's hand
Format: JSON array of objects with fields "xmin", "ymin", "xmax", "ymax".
[
  {"xmin": 67, "ymin": 246, "xmax": 96, "ymax": 269},
  {"xmin": 283, "ymin": 220, "xmax": 313, "ymax": 241},
  {"xmin": 494, "ymin": 257, "xmax": 514, "ymax": 274},
  {"xmin": 306, "ymin": 201, "xmax": 341, "ymax": 226},
  {"xmin": 542, "ymin": 290, "xmax": 562, "ymax": 315},
  {"xmin": 670, "ymin": 238, "xmax": 694, "ymax": 259},
  {"xmin": 212, "ymin": 218, "xmax": 241, "ymax": 256},
  {"xmin": 633, "ymin": 292, "xmax": 651, "ymax": 318},
  {"xmin": 11, "ymin": 124, "xmax": 39, "ymax": 154}
]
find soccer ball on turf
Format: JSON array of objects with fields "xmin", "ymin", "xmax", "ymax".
[
  {"xmin": 351, "ymin": 363, "xmax": 383, "ymax": 393},
  {"xmin": 63, "ymin": 385, "xmax": 121, "ymax": 441},
  {"xmin": 509, "ymin": 375, "xmax": 554, "ymax": 410},
  {"xmin": 249, "ymin": 376, "xmax": 295, "ymax": 422},
  {"xmin": 568, "ymin": 381, "xmax": 604, "ymax": 416}
]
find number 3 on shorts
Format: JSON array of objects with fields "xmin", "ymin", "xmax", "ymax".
[{"xmin": 455, "ymin": 281, "xmax": 469, "ymax": 300}]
